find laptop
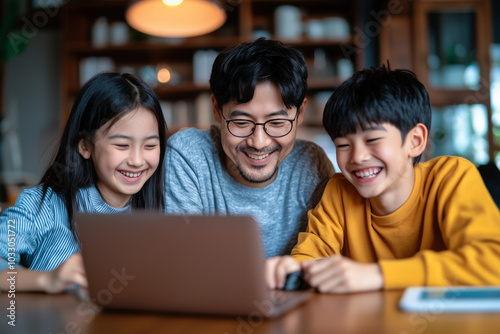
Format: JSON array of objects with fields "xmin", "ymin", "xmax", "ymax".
[{"xmin": 75, "ymin": 212, "xmax": 312, "ymax": 318}]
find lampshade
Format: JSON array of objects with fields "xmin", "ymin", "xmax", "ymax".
[{"xmin": 125, "ymin": 0, "xmax": 227, "ymax": 38}]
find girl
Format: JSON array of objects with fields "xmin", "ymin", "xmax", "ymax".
[{"xmin": 0, "ymin": 72, "xmax": 167, "ymax": 293}]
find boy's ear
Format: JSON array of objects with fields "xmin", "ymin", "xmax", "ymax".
[
  {"xmin": 211, "ymin": 94, "xmax": 222, "ymax": 123},
  {"xmin": 78, "ymin": 138, "xmax": 92, "ymax": 159},
  {"xmin": 407, "ymin": 123, "xmax": 428, "ymax": 158}
]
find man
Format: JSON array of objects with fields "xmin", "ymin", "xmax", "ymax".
[{"xmin": 164, "ymin": 38, "xmax": 334, "ymax": 258}]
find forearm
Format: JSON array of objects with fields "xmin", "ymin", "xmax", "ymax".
[
  {"xmin": 291, "ymin": 231, "xmax": 340, "ymax": 262},
  {"xmin": 0, "ymin": 266, "xmax": 49, "ymax": 292},
  {"xmin": 301, "ymin": 256, "xmax": 384, "ymax": 293},
  {"xmin": 1, "ymin": 253, "xmax": 87, "ymax": 294}
]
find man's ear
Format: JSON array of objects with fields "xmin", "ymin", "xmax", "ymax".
[
  {"xmin": 211, "ymin": 94, "xmax": 221, "ymax": 123},
  {"xmin": 296, "ymin": 98, "xmax": 308, "ymax": 126},
  {"xmin": 407, "ymin": 123, "xmax": 428, "ymax": 158},
  {"xmin": 78, "ymin": 138, "xmax": 92, "ymax": 159}
]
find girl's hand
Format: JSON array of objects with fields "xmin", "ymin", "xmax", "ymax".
[
  {"xmin": 265, "ymin": 255, "xmax": 301, "ymax": 289},
  {"xmin": 39, "ymin": 253, "xmax": 88, "ymax": 294},
  {"xmin": 301, "ymin": 255, "xmax": 383, "ymax": 294}
]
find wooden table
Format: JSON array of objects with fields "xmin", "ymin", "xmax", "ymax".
[{"xmin": 1, "ymin": 290, "xmax": 499, "ymax": 334}]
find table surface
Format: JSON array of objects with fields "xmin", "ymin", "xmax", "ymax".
[{"xmin": 1, "ymin": 289, "xmax": 500, "ymax": 334}]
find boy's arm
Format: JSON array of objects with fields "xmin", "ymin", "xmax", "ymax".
[
  {"xmin": 301, "ymin": 256, "xmax": 383, "ymax": 293},
  {"xmin": 291, "ymin": 175, "xmax": 348, "ymax": 262}
]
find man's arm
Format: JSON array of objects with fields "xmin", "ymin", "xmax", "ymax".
[{"xmin": 164, "ymin": 140, "xmax": 204, "ymax": 214}]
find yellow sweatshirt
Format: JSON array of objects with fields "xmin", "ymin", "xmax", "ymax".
[{"xmin": 291, "ymin": 156, "xmax": 500, "ymax": 289}]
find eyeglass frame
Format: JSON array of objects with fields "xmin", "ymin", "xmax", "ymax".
[{"xmin": 220, "ymin": 109, "xmax": 300, "ymax": 138}]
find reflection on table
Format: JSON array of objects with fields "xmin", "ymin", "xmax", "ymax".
[{"xmin": 1, "ymin": 289, "xmax": 499, "ymax": 334}]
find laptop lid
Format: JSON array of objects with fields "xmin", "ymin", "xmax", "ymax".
[{"xmin": 76, "ymin": 212, "xmax": 311, "ymax": 318}]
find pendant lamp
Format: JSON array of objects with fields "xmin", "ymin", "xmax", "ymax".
[{"xmin": 126, "ymin": 0, "xmax": 227, "ymax": 38}]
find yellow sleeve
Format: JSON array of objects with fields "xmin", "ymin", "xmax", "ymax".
[
  {"xmin": 380, "ymin": 157, "xmax": 500, "ymax": 288},
  {"xmin": 291, "ymin": 174, "xmax": 353, "ymax": 262}
]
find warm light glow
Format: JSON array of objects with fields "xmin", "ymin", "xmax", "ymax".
[
  {"xmin": 157, "ymin": 68, "xmax": 171, "ymax": 83},
  {"xmin": 126, "ymin": 0, "xmax": 226, "ymax": 38},
  {"xmin": 162, "ymin": 0, "xmax": 183, "ymax": 6}
]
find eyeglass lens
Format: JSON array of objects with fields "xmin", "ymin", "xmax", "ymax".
[{"xmin": 227, "ymin": 119, "xmax": 293, "ymax": 137}]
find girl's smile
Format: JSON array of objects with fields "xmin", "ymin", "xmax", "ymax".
[
  {"xmin": 79, "ymin": 107, "xmax": 161, "ymax": 208},
  {"xmin": 119, "ymin": 169, "xmax": 146, "ymax": 182}
]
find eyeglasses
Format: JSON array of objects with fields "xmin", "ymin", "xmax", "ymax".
[{"xmin": 220, "ymin": 110, "xmax": 299, "ymax": 138}]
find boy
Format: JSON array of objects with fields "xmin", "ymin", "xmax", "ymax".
[{"xmin": 266, "ymin": 64, "xmax": 500, "ymax": 293}]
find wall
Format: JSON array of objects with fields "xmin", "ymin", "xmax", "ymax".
[{"xmin": 2, "ymin": 29, "xmax": 61, "ymax": 185}]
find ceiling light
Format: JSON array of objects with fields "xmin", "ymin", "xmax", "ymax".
[{"xmin": 125, "ymin": 0, "xmax": 227, "ymax": 38}]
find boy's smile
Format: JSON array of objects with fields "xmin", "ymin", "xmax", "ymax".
[
  {"xmin": 334, "ymin": 122, "xmax": 416, "ymax": 215},
  {"xmin": 353, "ymin": 167, "xmax": 382, "ymax": 181}
]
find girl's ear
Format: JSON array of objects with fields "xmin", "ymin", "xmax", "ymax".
[
  {"xmin": 78, "ymin": 138, "xmax": 92, "ymax": 159},
  {"xmin": 407, "ymin": 123, "xmax": 428, "ymax": 158}
]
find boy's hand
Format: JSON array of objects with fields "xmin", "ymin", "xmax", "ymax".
[
  {"xmin": 301, "ymin": 255, "xmax": 383, "ymax": 294},
  {"xmin": 265, "ymin": 256, "xmax": 301, "ymax": 289},
  {"xmin": 39, "ymin": 253, "xmax": 88, "ymax": 294}
]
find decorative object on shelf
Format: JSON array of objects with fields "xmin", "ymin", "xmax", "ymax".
[
  {"xmin": 323, "ymin": 16, "xmax": 350, "ymax": 41},
  {"xmin": 193, "ymin": 49, "xmax": 218, "ymax": 86},
  {"xmin": 125, "ymin": 0, "xmax": 227, "ymax": 38},
  {"xmin": 274, "ymin": 5, "xmax": 302, "ymax": 40},
  {"xmin": 156, "ymin": 64, "xmax": 181, "ymax": 85},
  {"xmin": 337, "ymin": 58, "xmax": 354, "ymax": 80},
  {"xmin": 139, "ymin": 65, "xmax": 159, "ymax": 88},
  {"xmin": 109, "ymin": 21, "xmax": 130, "ymax": 46},
  {"xmin": 305, "ymin": 19, "xmax": 325, "ymax": 40},
  {"xmin": 91, "ymin": 17, "xmax": 109, "ymax": 47},
  {"xmin": 79, "ymin": 57, "xmax": 115, "ymax": 87}
]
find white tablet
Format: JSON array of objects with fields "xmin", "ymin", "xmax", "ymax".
[{"xmin": 399, "ymin": 286, "xmax": 500, "ymax": 312}]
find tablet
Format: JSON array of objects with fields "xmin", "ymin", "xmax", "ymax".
[{"xmin": 399, "ymin": 286, "xmax": 500, "ymax": 312}]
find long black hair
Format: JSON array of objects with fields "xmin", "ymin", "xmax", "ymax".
[{"xmin": 40, "ymin": 72, "xmax": 168, "ymax": 239}]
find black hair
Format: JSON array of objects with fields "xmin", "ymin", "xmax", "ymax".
[
  {"xmin": 40, "ymin": 72, "xmax": 168, "ymax": 240},
  {"xmin": 323, "ymin": 63, "xmax": 431, "ymax": 163},
  {"xmin": 209, "ymin": 37, "xmax": 308, "ymax": 112}
]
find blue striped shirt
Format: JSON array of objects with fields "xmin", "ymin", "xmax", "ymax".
[{"xmin": 0, "ymin": 184, "xmax": 130, "ymax": 272}]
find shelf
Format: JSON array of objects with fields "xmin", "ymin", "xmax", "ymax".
[
  {"xmin": 66, "ymin": 37, "xmax": 355, "ymax": 53},
  {"xmin": 60, "ymin": 0, "xmax": 363, "ymax": 128},
  {"xmin": 68, "ymin": 78, "xmax": 341, "ymax": 100}
]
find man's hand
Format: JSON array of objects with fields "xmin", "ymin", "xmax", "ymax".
[
  {"xmin": 265, "ymin": 256, "xmax": 301, "ymax": 289},
  {"xmin": 301, "ymin": 255, "xmax": 383, "ymax": 294},
  {"xmin": 39, "ymin": 253, "xmax": 88, "ymax": 294}
]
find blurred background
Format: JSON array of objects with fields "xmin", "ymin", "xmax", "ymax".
[{"xmin": 1, "ymin": 0, "xmax": 499, "ymax": 205}]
